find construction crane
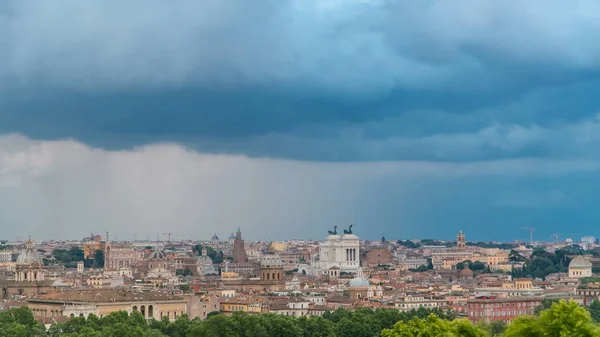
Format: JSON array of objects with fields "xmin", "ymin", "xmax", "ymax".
[
  {"xmin": 550, "ymin": 233, "xmax": 580, "ymax": 243},
  {"xmin": 163, "ymin": 232, "xmax": 175, "ymax": 242},
  {"xmin": 520, "ymin": 227, "xmax": 536, "ymax": 245}
]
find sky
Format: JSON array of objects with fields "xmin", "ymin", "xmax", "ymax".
[{"xmin": 2, "ymin": 0, "xmax": 600, "ymax": 241}]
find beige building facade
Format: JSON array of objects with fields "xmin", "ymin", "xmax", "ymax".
[{"xmin": 28, "ymin": 290, "xmax": 187, "ymax": 321}]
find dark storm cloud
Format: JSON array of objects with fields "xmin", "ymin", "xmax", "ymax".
[
  {"xmin": 1, "ymin": 0, "xmax": 600, "ymax": 161},
  {"xmin": 6, "ymin": 1, "xmax": 600, "ymax": 241}
]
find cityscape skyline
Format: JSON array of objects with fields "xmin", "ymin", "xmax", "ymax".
[
  {"xmin": 2, "ymin": 2, "xmax": 600, "ymax": 335},
  {"xmin": 5, "ymin": 227, "xmax": 598, "ymax": 245}
]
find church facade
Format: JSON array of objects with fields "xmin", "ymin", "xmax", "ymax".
[
  {"xmin": 0, "ymin": 239, "xmax": 57, "ymax": 298},
  {"xmin": 103, "ymin": 242, "xmax": 142, "ymax": 271}
]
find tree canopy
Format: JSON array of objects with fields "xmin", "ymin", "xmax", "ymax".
[
  {"xmin": 2, "ymin": 306, "xmax": 457, "ymax": 337},
  {"xmin": 511, "ymin": 248, "xmax": 571, "ymax": 280},
  {"xmin": 505, "ymin": 300, "xmax": 600, "ymax": 337},
  {"xmin": 4, "ymin": 299, "xmax": 600, "ymax": 337},
  {"xmin": 51, "ymin": 247, "xmax": 85, "ymax": 268},
  {"xmin": 396, "ymin": 240, "xmax": 421, "ymax": 249},
  {"xmin": 192, "ymin": 245, "xmax": 224, "ymax": 264},
  {"xmin": 382, "ymin": 314, "xmax": 487, "ymax": 337},
  {"xmin": 456, "ymin": 260, "xmax": 486, "ymax": 271},
  {"xmin": 0, "ymin": 306, "xmax": 47, "ymax": 337}
]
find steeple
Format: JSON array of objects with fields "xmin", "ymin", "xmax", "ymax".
[
  {"xmin": 26, "ymin": 235, "xmax": 33, "ymax": 249},
  {"xmin": 457, "ymin": 230, "xmax": 466, "ymax": 249},
  {"xmin": 232, "ymin": 227, "xmax": 247, "ymax": 263}
]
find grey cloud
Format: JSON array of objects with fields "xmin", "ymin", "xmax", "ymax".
[
  {"xmin": 1, "ymin": 0, "xmax": 600, "ymax": 93},
  {"xmin": 2, "ymin": 134, "xmax": 600, "ymax": 240},
  {"xmin": 2, "ymin": 0, "xmax": 600, "ymax": 164},
  {"xmin": 5, "ymin": 2, "xmax": 600, "ymax": 241},
  {"xmin": 187, "ymin": 112, "xmax": 600, "ymax": 161},
  {"xmin": 492, "ymin": 190, "xmax": 577, "ymax": 209}
]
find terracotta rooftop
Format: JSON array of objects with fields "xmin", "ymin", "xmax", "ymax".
[
  {"xmin": 467, "ymin": 296, "xmax": 543, "ymax": 303},
  {"xmin": 327, "ymin": 295, "xmax": 353, "ymax": 303},
  {"xmin": 269, "ymin": 303, "xmax": 289, "ymax": 310},
  {"xmin": 29, "ymin": 290, "xmax": 184, "ymax": 303}
]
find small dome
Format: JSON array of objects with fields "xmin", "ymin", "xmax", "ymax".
[
  {"xmin": 211, "ymin": 233, "xmax": 219, "ymax": 241},
  {"xmin": 149, "ymin": 248, "xmax": 167, "ymax": 260},
  {"xmin": 349, "ymin": 276, "xmax": 370, "ymax": 287},
  {"xmin": 261, "ymin": 254, "xmax": 283, "ymax": 267},
  {"xmin": 569, "ymin": 256, "xmax": 592, "ymax": 268},
  {"xmin": 197, "ymin": 255, "xmax": 212, "ymax": 266},
  {"xmin": 16, "ymin": 240, "xmax": 44, "ymax": 267},
  {"xmin": 458, "ymin": 265, "xmax": 474, "ymax": 278}
]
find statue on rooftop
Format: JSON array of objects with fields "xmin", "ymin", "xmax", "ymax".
[
  {"xmin": 328, "ymin": 225, "xmax": 338, "ymax": 235},
  {"xmin": 343, "ymin": 224, "xmax": 354, "ymax": 235}
]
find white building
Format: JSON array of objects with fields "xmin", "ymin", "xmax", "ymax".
[
  {"xmin": 0, "ymin": 251, "xmax": 12, "ymax": 262},
  {"xmin": 569, "ymin": 256, "xmax": 592, "ymax": 278},
  {"xmin": 316, "ymin": 229, "xmax": 361, "ymax": 275},
  {"xmin": 582, "ymin": 236, "xmax": 596, "ymax": 244},
  {"xmin": 285, "ymin": 276, "xmax": 301, "ymax": 291},
  {"xmin": 394, "ymin": 295, "xmax": 445, "ymax": 312}
]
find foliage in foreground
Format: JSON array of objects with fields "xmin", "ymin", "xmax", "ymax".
[
  {"xmin": 2, "ymin": 300, "xmax": 599, "ymax": 337},
  {"xmin": 0, "ymin": 306, "xmax": 47, "ymax": 337},
  {"xmin": 382, "ymin": 315, "xmax": 488, "ymax": 337},
  {"xmin": 0, "ymin": 307, "xmax": 454, "ymax": 337},
  {"xmin": 505, "ymin": 300, "xmax": 600, "ymax": 337}
]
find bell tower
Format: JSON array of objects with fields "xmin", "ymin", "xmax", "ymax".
[{"xmin": 457, "ymin": 230, "xmax": 466, "ymax": 249}]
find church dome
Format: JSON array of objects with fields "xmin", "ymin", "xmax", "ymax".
[
  {"xmin": 458, "ymin": 265, "xmax": 474, "ymax": 278},
  {"xmin": 570, "ymin": 256, "xmax": 592, "ymax": 268},
  {"xmin": 348, "ymin": 276, "xmax": 370, "ymax": 287},
  {"xmin": 197, "ymin": 255, "xmax": 213, "ymax": 266},
  {"xmin": 16, "ymin": 240, "xmax": 44, "ymax": 267},
  {"xmin": 261, "ymin": 254, "xmax": 283, "ymax": 267}
]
